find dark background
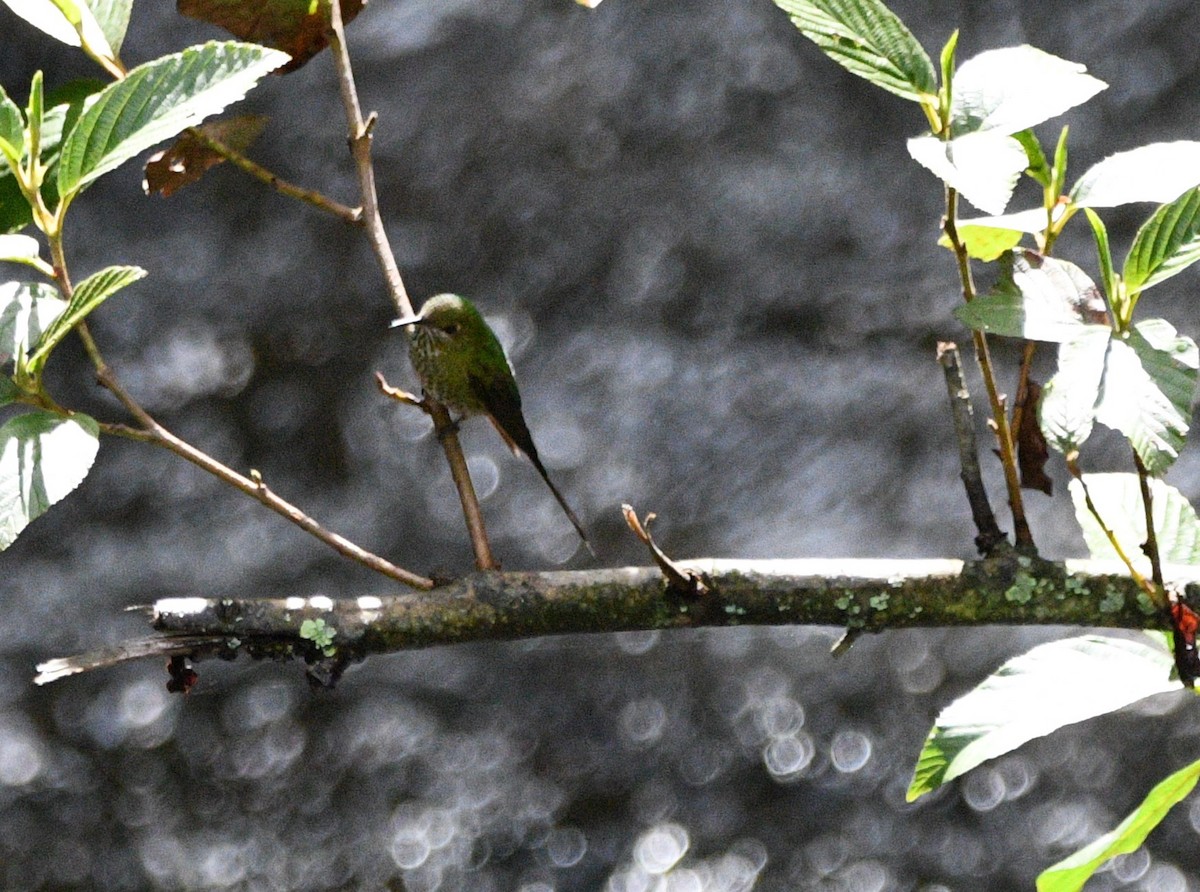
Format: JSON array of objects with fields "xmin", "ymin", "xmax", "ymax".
[{"xmin": 4, "ymin": 0, "xmax": 1200, "ymax": 888}]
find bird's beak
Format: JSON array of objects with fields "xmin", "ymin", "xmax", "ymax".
[{"xmin": 389, "ymin": 312, "xmax": 424, "ymax": 329}]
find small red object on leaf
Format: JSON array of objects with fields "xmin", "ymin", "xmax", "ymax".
[{"xmin": 1170, "ymin": 600, "xmax": 1200, "ymax": 688}]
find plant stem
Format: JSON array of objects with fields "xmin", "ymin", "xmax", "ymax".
[
  {"xmin": 1133, "ymin": 451, "xmax": 1165, "ymax": 590},
  {"xmin": 184, "ymin": 126, "xmax": 363, "ymax": 224},
  {"xmin": 944, "ymin": 187, "xmax": 1033, "ymax": 552},
  {"xmin": 325, "ymin": 0, "xmax": 497, "ymax": 569}
]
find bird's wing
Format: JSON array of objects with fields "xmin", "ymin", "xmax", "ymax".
[{"xmin": 467, "ymin": 368, "xmax": 539, "ymax": 461}]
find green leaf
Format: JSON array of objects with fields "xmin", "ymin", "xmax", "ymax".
[
  {"xmin": 0, "ymin": 173, "xmax": 32, "ymax": 235},
  {"xmin": 0, "ymin": 235, "xmax": 41, "ymax": 265},
  {"xmin": 941, "ymin": 223, "xmax": 1023, "ymax": 262},
  {"xmin": 88, "ymin": 0, "xmax": 131, "ymax": 55},
  {"xmin": 1, "ymin": 0, "xmax": 81, "ymax": 46},
  {"xmin": 1039, "ymin": 326, "xmax": 1109, "ymax": 455},
  {"xmin": 1083, "ymin": 208, "xmax": 1117, "ymax": 306},
  {"xmin": 0, "ymin": 85, "xmax": 23, "ymax": 168},
  {"xmin": 1071, "ymin": 141, "xmax": 1200, "ymax": 209},
  {"xmin": 27, "ymin": 265, "xmax": 144, "ymax": 372},
  {"xmin": 1014, "ymin": 129, "xmax": 1051, "ymax": 187},
  {"xmin": 1069, "ymin": 473, "xmax": 1200, "ymax": 567},
  {"xmin": 0, "ymin": 410, "xmax": 99, "ymax": 550},
  {"xmin": 907, "ymin": 635, "xmax": 1176, "ymax": 801},
  {"xmin": 955, "ymin": 250, "xmax": 1108, "ymax": 341},
  {"xmin": 0, "ymin": 377, "xmax": 17, "ymax": 406},
  {"xmin": 907, "ymin": 131, "xmax": 1027, "ymax": 215},
  {"xmin": 773, "ymin": 0, "xmax": 936, "ymax": 103},
  {"xmin": 1124, "ymin": 188, "xmax": 1200, "ymax": 292},
  {"xmin": 1050, "ymin": 125, "xmax": 1070, "ymax": 202},
  {"xmin": 1095, "ymin": 320, "xmax": 1198, "ymax": 475},
  {"xmin": 950, "ymin": 46, "xmax": 1105, "ymax": 136},
  {"xmin": 0, "ymin": 280, "xmax": 68, "ymax": 361},
  {"xmin": 1037, "ymin": 758, "xmax": 1200, "ymax": 892},
  {"xmin": 57, "ymin": 41, "xmax": 289, "ymax": 198}
]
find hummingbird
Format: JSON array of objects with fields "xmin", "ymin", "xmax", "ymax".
[{"xmin": 391, "ymin": 294, "xmax": 592, "ymax": 553}]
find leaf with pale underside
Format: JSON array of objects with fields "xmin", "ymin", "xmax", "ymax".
[
  {"xmin": 0, "ymin": 281, "xmax": 67, "ymax": 363},
  {"xmin": 907, "ymin": 635, "xmax": 1177, "ymax": 801},
  {"xmin": 1069, "ymin": 473, "xmax": 1200, "ymax": 568},
  {"xmin": 0, "ymin": 410, "xmax": 99, "ymax": 550},
  {"xmin": 908, "ymin": 131, "xmax": 1027, "ymax": 215},
  {"xmin": 1071, "ymin": 141, "xmax": 1200, "ymax": 209}
]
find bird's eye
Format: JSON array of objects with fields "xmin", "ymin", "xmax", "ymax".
[{"xmin": 443, "ymin": 323, "xmax": 460, "ymax": 336}]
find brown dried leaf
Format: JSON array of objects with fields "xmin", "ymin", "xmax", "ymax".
[
  {"xmin": 1018, "ymin": 378, "xmax": 1053, "ymax": 495},
  {"xmin": 177, "ymin": 0, "xmax": 365, "ymax": 72},
  {"xmin": 143, "ymin": 115, "xmax": 267, "ymax": 197}
]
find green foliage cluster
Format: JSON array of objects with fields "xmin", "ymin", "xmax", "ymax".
[{"xmin": 776, "ymin": 0, "xmax": 1200, "ymax": 887}]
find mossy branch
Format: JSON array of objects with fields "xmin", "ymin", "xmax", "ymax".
[{"xmin": 36, "ymin": 557, "xmax": 1192, "ymax": 685}]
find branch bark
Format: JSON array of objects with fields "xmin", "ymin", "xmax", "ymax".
[{"xmin": 36, "ymin": 557, "xmax": 1193, "ymax": 685}]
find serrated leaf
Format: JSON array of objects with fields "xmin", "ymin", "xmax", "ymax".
[
  {"xmin": 27, "ymin": 265, "xmax": 144, "ymax": 372},
  {"xmin": 1124, "ymin": 188, "xmax": 1200, "ymax": 292},
  {"xmin": 0, "ymin": 281, "xmax": 67, "ymax": 362},
  {"xmin": 178, "ymin": 0, "xmax": 364, "ymax": 73},
  {"xmin": 0, "ymin": 235, "xmax": 41, "ymax": 265},
  {"xmin": 907, "ymin": 635, "xmax": 1176, "ymax": 801},
  {"xmin": 908, "ymin": 131, "xmax": 1027, "ymax": 215},
  {"xmin": 57, "ymin": 41, "xmax": 289, "ymax": 198},
  {"xmin": 1037, "ymin": 758, "xmax": 1200, "ymax": 892},
  {"xmin": 1071, "ymin": 141, "xmax": 1200, "ymax": 209},
  {"xmin": 1039, "ymin": 326, "xmax": 1110, "ymax": 454},
  {"xmin": 1069, "ymin": 473, "xmax": 1200, "ymax": 567},
  {"xmin": 0, "ymin": 410, "xmax": 99, "ymax": 550},
  {"xmin": 1094, "ymin": 320, "xmax": 1198, "ymax": 475},
  {"xmin": 956, "ymin": 250, "xmax": 1108, "ymax": 342},
  {"xmin": 773, "ymin": 0, "xmax": 936, "ymax": 103},
  {"xmin": 951, "ymin": 46, "xmax": 1105, "ymax": 136}
]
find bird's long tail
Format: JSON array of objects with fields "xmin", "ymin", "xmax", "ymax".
[{"xmin": 528, "ymin": 453, "xmax": 595, "ymax": 558}]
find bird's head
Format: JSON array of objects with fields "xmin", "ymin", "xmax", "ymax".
[{"xmin": 390, "ymin": 294, "xmax": 485, "ymax": 347}]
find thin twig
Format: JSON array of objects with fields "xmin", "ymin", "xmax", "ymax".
[
  {"xmin": 327, "ymin": 0, "xmax": 496, "ymax": 568},
  {"xmin": 185, "ymin": 127, "xmax": 363, "ymax": 224},
  {"xmin": 937, "ymin": 342, "xmax": 1006, "ymax": 555},
  {"xmin": 1133, "ymin": 451, "xmax": 1165, "ymax": 589},
  {"xmin": 944, "ymin": 187, "xmax": 1034, "ymax": 552}
]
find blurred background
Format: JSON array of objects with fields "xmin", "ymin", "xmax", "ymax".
[{"xmin": 4, "ymin": 0, "xmax": 1200, "ymax": 888}]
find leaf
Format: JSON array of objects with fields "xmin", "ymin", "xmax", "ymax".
[
  {"xmin": 907, "ymin": 635, "xmax": 1177, "ymax": 801},
  {"xmin": 0, "ymin": 85, "xmax": 23, "ymax": 167},
  {"xmin": 0, "ymin": 173, "xmax": 32, "ymax": 235},
  {"xmin": 950, "ymin": 46, "xmax": 1105, "ymax": 136},
  {"xmin": 955, "ymin": 250, "xmax": 1108, "ymax": 342},
  {"xmin": 0, "ymin": 235, "xmax": 41, "ymax": 265},
  {"xmin": 1017, "ymin": 378, "xmax": 1052, "ymax": 495},
  {"xmin": 773, "ymin": 0, "xmax": 936, "ymax": 103},
  {"xmin": 960, "ymin": 206, "xmax": 1061, "ymax": 235},
  {"xmin": 178, "ymin": 0, "xmax": 364, "ymax": 73},
  {"xmin": 1014, "ymin": 129, "xmax": 1051, "ymax": 187},
  {"xmin": 0, "ymin": 281, "xmax": 68, "ymax": 362},
  {"xmin": 88, "ymin": 0, "xmax": 132, "ymax": 55},
  {"xmin": 1094, "ymin": 319, "xmax": 1198, "ymax": 475},
  {"xmin": 1071, "ymin": 141, "xmax": 1200, "ymax": 209},
  {"xmin": 27, "ymin": 265, "xmax": 145, "ymax": 372},
  {"xmin": 57, "ymin": 41, "xmax": 290, "ymax": 198},
  {"xmin": 1037, "ymin": 758, "xmax": 1200, "ymax": 892},
  {"xmin": 1039, "ymin": 326, "xmax": 1109, "ymax": 455},
  {"xmin": 1124, "ymin": 188, "xmax": 1200, "ymax": 293},
  {"xmin": 1083, "ymin": 208, "xmax": 1117, "ymax": 307},
  {"xmin": 0, "ymin": 410, "xmax": 99, "ymax": 550},
  {"xmin": 940, "ymin": 223, "xmax": 1023, "ymax": 262},
  {"xmin": 908, "ymin": 131, "xmax": 1027, "ymax": 215},
  {"xmin": 1069, "ymin": 473, "xmax": 1200, "ymax": 567},
  {"xmin": 143, "ymin": 114, "xmax": 267, "ymax": 196},
  {"xmin": 0, "ymin": 377, "xmax": 16, "ymax": 406},
  {"xmin": 1, "ymin": 0, "xmax": 80, "ymax": 46}
]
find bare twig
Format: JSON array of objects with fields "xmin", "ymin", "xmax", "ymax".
[
  {"xmin": 943, "ymin": 188, "xmax": 1034, "ymax": 552},
  {"xmin": 937, "ymin": 342, "xmax": 1006, "ymax": 555},
  {"xmin": 1133, "ymin": 451, "xmax": 1165, "ymax": 589},
  {"xmin": 327, "ymin": 0, "xmax": 495, "ymax": 567},
  {"xmin": 185, "ymin": 126, "xmax": 363, "ymax": 224}
]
